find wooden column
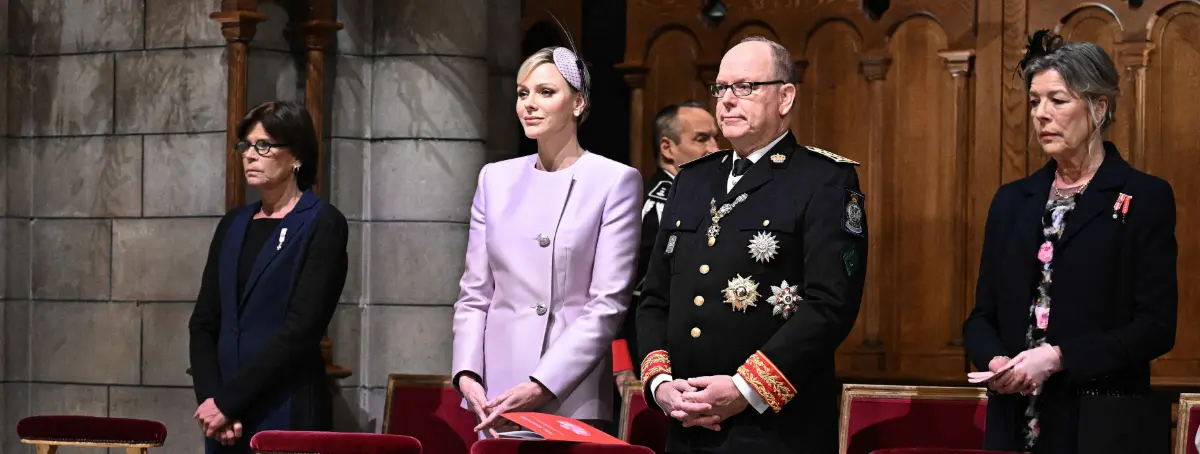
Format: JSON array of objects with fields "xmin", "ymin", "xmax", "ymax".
[
  {"xmin": 1117, "ymin": 40, "xmax": 1153, "ymax": 169},
  {"xmin": 619, "ymin": 65, "xmax": 650, "ymax": 177},
  {"xmin": 858, "ymin": 51, "xmax": 890, "ymax": 364},
  {"xmin": 211, "ymin": 0, "xmax": 267, "ymax": 210},
  {"xmin": 939, "ymin": 49, "xmax": 975, "ymax": 349},
  {"xmin": 287, "ymin": 0, "xmax": 343, "ymax": 196}
]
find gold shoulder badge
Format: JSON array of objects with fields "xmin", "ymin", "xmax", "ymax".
[{"xmin": 806, "ymin": 146, "xmax": 859, "ymax": 165}]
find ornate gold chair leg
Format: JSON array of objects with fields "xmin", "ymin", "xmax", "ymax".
[
  {"xmin": 125, "ymin": 448, "xmax": 148, "ymax": 454},
  {"xmin": 35, "ymin": 444, "xmax": 57, "ymax": 454}
]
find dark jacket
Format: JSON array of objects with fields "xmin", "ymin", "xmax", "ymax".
[
  {"xmin": 637, "ymin": 132, "xmax": 867, "ymax": 454},
  {"xmin": 963, "ymin": 142, "xmax": 1176, "ymax": 453},
  {"xmin": 189, "ymin": 190, "xmax": 349, "ymax": 454}
]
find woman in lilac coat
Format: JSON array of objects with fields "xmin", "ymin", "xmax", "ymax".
[{"xmin": 450, "ymin": 45, "xmax": 643, "ymax": 437}]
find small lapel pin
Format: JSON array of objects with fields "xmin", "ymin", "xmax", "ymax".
[
  {"xmin": 1113, "ymin": 193, "xmax": 1132, "ymax": 223},
  {"xmin": 277, "ymin": 228, "xmax": 288, "ymax": 250}
]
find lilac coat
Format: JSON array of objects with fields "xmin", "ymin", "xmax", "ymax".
[{"xmin": 452, "ymin": 151, "xmax": 642, "ymax": 421}]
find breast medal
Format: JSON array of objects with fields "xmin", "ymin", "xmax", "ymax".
[
  {"xmin": 748, "ymin": 231, "xmax": 779, "ymax": 263},
  {"xmin": 723, "ymin": 274, "xmax": 761, "ymax": 313},
  {"xmin": 768, "ymin": 280, "xmax": 801, "ymax": 320}
]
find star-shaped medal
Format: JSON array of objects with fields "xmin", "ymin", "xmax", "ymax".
[
  {"xmin": 723, "ymin": 274, "xmax": 761, "ymax": 313},
  {"xmin": 768, "ymin": 280, "xmax": 802, "ymax": 320},
  {"xmin": 748, "ymin": 231, "xmax": 779, "ymax": 263}
]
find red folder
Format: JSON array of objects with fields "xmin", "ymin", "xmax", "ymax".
[{"xmin": 500, "ymin": 412, "xmax": 628, "ymax": 445}]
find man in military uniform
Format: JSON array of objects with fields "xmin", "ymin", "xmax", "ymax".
[
  {"xmin": 636, "ymin": 36, "xmax": 867, "ymax": 454},
  {"xmin": 613, "ymin": 100, "xmax": 720, "ymax": 389}
]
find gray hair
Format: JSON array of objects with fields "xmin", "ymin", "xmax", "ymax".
[
  {"xmin": 738, "ymin": 36, "xmax": 796, "ymax": 84},
  {"xmin": 1020, "ymin": 35, "xmax": 1119, "ymax": 133},
  {"xmin": 652, "ymin": 100, "xmax": 708, "ymax": 149}
]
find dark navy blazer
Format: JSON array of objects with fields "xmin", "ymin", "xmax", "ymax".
[{"xmin": 189, "ymin": 190, "xmax": 348, "ymax": 454}]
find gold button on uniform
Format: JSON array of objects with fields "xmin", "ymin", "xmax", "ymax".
[
  {"xmin": 699, "ymin": 264, "xmax": 710, "ymax": 274},
  {"xmin": 707, "ymin": 236, "xmax": 715, "ymax": 246},
  {"xmin": 691, "ymin": 327, "xmax": 701, "ymax": 338},
  {"xmin": 675, "ymin": 220, "xmax": 681, "ymax": 227},
  {"xmin": 693, "ymin": 296, "xmax": 705, "ymax": 306},
  {"xmin": 763, "ymin": 220, "xmax": 771, "ymax": 227}
]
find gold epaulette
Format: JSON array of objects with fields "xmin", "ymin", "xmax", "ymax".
[{"xmin": 805, "ymin": 146, "xmax": 859, "ymax": 165}]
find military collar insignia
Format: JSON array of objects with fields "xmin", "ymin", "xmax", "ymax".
[
  {"xmin": 842, "ymin": 188, "xmax": 865, "ymax": 238},
  {"xmin": 769, "ymin": 153, "xmax": 787, "ymax": 164},
  {"xmin": 806, "ymin": 146, "xmax": 859, "ymax": 165},
  {"xmin": 680, "ymin": 149, "xmax": 730, "ymax": 169},
  {"xmin": 723, "ymin": 274, "xmax": 761, "ymax": 313},
  {"xmin": 648, "ymin": 180, "xmax": 672, "ymax": 203}
]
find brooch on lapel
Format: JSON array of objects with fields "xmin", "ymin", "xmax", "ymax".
[
  {"xmin": 277, "ymin": 228, "xmax": 288, "ymax": 251},
  {"xmin": 1113, "ymin": 193, "xmax": 1132, "ymax": 223},
  {"xmin": 723, "ymin": 275, "xmax": 760, "ymax": 313}
]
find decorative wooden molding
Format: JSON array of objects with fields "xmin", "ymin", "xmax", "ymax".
[
  {"xmin": 1117, "ymin": 40, "xmax": 1153, "ymax": 169},
  {"xmin": 618, "ymin": 64, "xmax": 652, "ymax": 177},
  {"xmin": 211, "ymin": 4, "xmax": 267, "ymax": 211},
  {"xmin": 859, "ymin": 50, "xmax": 890, "ymax": 350},
  {"xmin": 939, "ymin": 49, "xmax": 976, "ymax": 349}
]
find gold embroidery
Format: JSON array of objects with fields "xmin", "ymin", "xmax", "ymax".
[
  {"xmin": 736, "ymin": 351, "xmax": 797, "ymax": 412},
  {"xmin": 640, "ymin": 350, "xmax": 672, "ymax": 380}
]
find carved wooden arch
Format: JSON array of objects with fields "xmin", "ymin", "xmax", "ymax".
[{"xmin": 209, "ymin": 0, "xmax": 349, "ymax": 385}]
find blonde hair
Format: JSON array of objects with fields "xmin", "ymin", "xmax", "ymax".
[{"xmin": 517, "ymin": 47, "xmax": 590, "ymax": 124}]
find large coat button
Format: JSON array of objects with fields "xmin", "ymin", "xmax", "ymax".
[
  {"xmin": 691, "ymin": 327, "xmax": 701, "ymax": 338},
  {"xmin": 534, "ymin": 301, "xmax": 547, "ymax": 316}
]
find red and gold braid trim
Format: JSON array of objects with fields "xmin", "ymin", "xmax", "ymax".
[
  {"xmin": 736, "ymin": 350, "xmax": 797, "ymax": 412},
  {"xmin": 640, "ymin": 350, "xmax": 671, "ymax": 381}
]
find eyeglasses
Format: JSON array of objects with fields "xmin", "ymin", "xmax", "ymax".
[
  {"xmin": 235, "ymin": 139, "xmax": 289, "ymax": 157},
  {"xmin": 710, "ymin": 80, "xmax": 785, "ymax": 98}
]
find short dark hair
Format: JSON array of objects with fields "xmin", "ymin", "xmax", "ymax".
[
  {"xmin": 652, "ymin": 100, "xmax": 707, "ymax": 156},
  {"xmin": 1018, "ymin": 30, "xmax": 1120, "ymax": 132},
  {"xmin": 236, "ymin": 101, "xmax": 319, "ymax": 191}
]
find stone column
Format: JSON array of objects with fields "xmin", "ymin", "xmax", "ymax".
[
  {"xmin": 0, "ymin": 0, "xmax": 9, "ymax": 448},
  {"xmin": 487, "ymin": 0, "xmax": 522, "ymax": 163},
  {"xmin": 4, "ymin": 1, "xmax": 228, "ymax": 453}
]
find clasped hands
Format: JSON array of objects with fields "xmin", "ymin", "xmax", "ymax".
[
  {"xmin": 460, "ymin": 375, "xmax": 554, "ymax": 437},
  {"xmin": 194, "ymin": 398, "xmax": 243, "ymax": 446},
  {"xmin": 987, "ymin": 344, "xmax": 1063, "ymax": 396},
  {"xmin": 655, "ymin": 376, "xmax": 748, "ymax": 431}
]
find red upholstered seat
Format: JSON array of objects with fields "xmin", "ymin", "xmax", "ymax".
[
  {"xmin": 1176, "ymin": 393, "xmax": 1200, "ymax": 454},
  {"xmin": 383, "ymin": 374, "xmax": 479, "ymax": 454},
  {"xmin": 869, "ymin": 449, "xmax": 1022, "ymax": 454},
  {"xmin": 840, "ymin": 384, "xmax": 988, "ymax": 454},
  {"xmin": 617, "ymin": 382, "xmax": 667, "ymax": 453},
  {"xmin": 250, "ymin": 430, "xmax": 421, "ymax": 454},
  {"xmin": 469, "ymin": 439, "xmax": 655, "ymax": 454},
  {"xmin": 16, "ymin": 415, "xmax": 167, "ymax": 446}
]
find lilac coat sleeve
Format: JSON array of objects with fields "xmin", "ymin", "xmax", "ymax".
[
  {"xmin": 531, "ymin": 168, "xmax": 643, "ymax": 398},
  {"xmin": 452, "ymin": 164, "xmax": 494, "ymax": 385}
]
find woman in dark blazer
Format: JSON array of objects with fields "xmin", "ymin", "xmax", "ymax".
[
  {"xmin": 963, "ymin": 31, "xmax": 1177, "ymax": 454},
  {"xmin": 188, "ymin": 101, "xmax": 349, "ymax": 453}
]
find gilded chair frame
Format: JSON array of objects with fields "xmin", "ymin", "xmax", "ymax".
[
  {"xmin": 382, "ymin": 373, "xmax": 456, "ymax": 435},
  {"xmin": 20, "ymin": 439, "xmax": 160, "ymax": 454},
  {"xmin": 1175, "ymin": 392, "xmax": 1200, "ymax": 454},
  {"xmin": 617, "ymin": 379, "xmax": 645, "ymax": 442},
  {"xmin": 838, "ymin": 383, "xmax": 989, "ymax": 454}
]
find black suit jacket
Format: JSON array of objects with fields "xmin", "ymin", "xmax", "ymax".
[
  {"xmin": 637, "ymin": 132, "xmax": 867, "ymax": 454},
  {"xmin": 614, "ymin": 168, "xmax": 674, "ymax": 368},
  {"xmin": 963, "ymin": 142, "xmax": 1177, "ymax": 453}
]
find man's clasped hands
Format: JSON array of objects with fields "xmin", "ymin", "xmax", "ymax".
[
  {"xmin": 194, "ymin": 398, "xmax": 244, "ymax": 446},
  {"xmin": 654, "ymin": 375, "xmax": 748, "ymax": 431}
]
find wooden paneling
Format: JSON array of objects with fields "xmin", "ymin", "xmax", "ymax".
[{"xmin": 620, "ymin": 0, "xmax": 1200, "ymax": 387}]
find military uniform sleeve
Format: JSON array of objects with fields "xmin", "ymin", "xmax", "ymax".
[
  {"xmin": 735, "ymin": 167, "xmax": 867, "ymax": 412},
  {"xmin": 636, "ymin": 178, "xmax": 680, "ymax": 409}
]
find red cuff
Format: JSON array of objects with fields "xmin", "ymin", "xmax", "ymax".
[
  {"xmin": 736, "ymin": 350, "xmax": 797, "ymax": 412},
  {"xmin": 611, "ymin": 339, "xmax": 633, "ymax": 373},
  {"xmin": 640, "ymin": 350, "xmax": 671, "ymax": 382}
]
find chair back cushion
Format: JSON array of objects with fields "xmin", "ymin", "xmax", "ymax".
[
  {"xmin": 250, "ymin": 430, "xmax": 421, "ymax": 454},
  {"xmin": 383, "ymin": 374, "xmax": 479, "ymax": 454},
  {"xmin": 469, "ymin": 439, "xmax": 655, "ymax": 454},
  {"xmin": 618, "ymin": 383, "xmax": 667, "ymax": 453},
  {"xmin": 841, "ymin": 384, "xmax": 988, "ymax": 454}
]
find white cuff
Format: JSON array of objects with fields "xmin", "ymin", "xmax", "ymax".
[
  {"xmin": 732, "ymin": 374, "xmax": 769, "ymax": 414},
  {"xmin": 649, "ymin": 374, "xmax": 673, "ymax": 408}
]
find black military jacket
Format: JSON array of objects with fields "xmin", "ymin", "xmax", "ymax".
[
  {"xmin": 615, "ymin": 168, "xmax": 674, "ymax": 369},
  {"xmin": 636, "ymin": 131, "xmax": 867, "ymax": 453}
]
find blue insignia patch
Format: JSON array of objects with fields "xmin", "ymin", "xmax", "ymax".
[{"xmin": 842, "ymin": 188, "xmax": 865, "ymax": 237}]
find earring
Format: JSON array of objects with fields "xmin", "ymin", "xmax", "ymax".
[{"xmin": 292, "ymin": 165, "xmax": 300, "ymax": 174}]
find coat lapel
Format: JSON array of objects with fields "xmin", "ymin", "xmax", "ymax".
[
  {"xmin": 721, "ymin": 133, "xmax": 795, "ymax": 204},
  {"xmin": 1012, "ymin": 162, "xmax": 1055, "ymax": 264},
  {"xmin": 240, "ymin": 190, "xmax": 320, "ymax": 304},
  {"xmin": 1060, "ymin": 142, "xmax": 1130, "ymax": 247},
  {"xmin": 219, "ymin": 206, "xmax": 255, "ymax": 313}
]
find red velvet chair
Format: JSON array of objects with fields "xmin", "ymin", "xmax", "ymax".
[
  {"xmin": 1175, "ymin": 392, "xmax": 1200, "ymax": 454},
  {"xmin": 868, "ymin": 450, "xmax": 1022, "ymax": 454},
  {"xmin": 16, "ymin": 415, "xmax": 167, "ymax": 454},
  {"xmin": 250, "ymin": 430, "xmax": 421, "ymax": 454},
  {"xmin": 470, "ymin": 439, "xmax": 654, "ymax": 454},
  {"xmin": 382, "ymin": 374, "xmax": 478, "ymax": 454},
  {"xmin": 616, "ymin": 381, "xmax": 667, "ymax": 453},
  {"xmin": 839, "ymin": 384, "xmax": 989, "ymax": 454}
]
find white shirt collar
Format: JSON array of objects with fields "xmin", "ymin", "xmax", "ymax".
[{"xmin": 732, "ymin": 131, "xmax": 788, "ymax": 165}]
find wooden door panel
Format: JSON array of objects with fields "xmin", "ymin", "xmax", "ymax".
[{"xmin": 644, "ymin": 29, "xmax": 706, "ymax": 166}]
